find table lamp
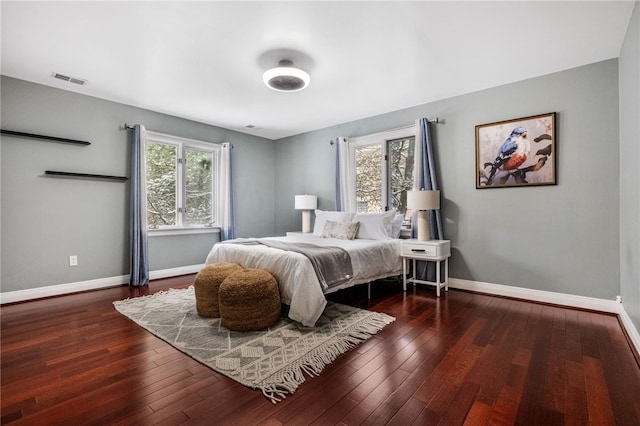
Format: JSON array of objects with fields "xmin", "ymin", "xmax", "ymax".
[
  {"xmin": 295, "ymin": 195, "xmax": 317, "ymax": 233},
  {"xmin": 407, "ymin": 190, "xmax": 440, "ymax": 241}
]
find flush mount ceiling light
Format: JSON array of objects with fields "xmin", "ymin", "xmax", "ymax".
[{"xmin": 263, "ymin": 60, "xmax": 310, "ymax": 92}]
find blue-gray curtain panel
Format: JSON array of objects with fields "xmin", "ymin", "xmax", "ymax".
[
  {"xmin": 414, "ymin": 117, "xmax": 445, "ymax": 282},
  {"xmin": 129, "ymin": 124, "xmax": 149, "ymax": 286}
]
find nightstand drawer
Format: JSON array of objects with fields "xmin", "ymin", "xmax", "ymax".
[
  {"xmin": 401, "ymin": 240, "xmax": 451, "ymax": 259},
  {"xmin": 402, "ymin": 243, "xmax": 438, "ymax": 257}
]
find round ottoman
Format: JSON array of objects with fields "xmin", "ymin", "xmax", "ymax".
[
  {"xmin": 194, "ymin": 262, "xmax": 243, "ymax": 318},
  {"xmin": 219, "ymin": 268, "xmax": 281, "ymax": 331}
]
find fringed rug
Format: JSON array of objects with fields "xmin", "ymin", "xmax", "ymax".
[{"xmin": 113, "ymin": 286, "xmax": 394, "ymax": 403}]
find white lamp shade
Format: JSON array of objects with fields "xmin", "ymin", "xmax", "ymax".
[
  {"xmin": 295, "ymin": 195, "xmax": 317, "ymax": 210},
  {"xmin": 407, "ymin": 190, "xmax": 440, "ymax": 211}
]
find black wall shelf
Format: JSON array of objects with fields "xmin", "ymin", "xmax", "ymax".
[
  {"xmin": 45, "ymin": 171, "xmax": 128, "ymax": 182},
  {"xmin": 1, "ymin": 129, "xmax": 91, "ymax": 146}
]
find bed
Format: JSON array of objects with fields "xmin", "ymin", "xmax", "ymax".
[{"xmin": 205, "ymin": 210, "xmax": 404, "ymax": 326}]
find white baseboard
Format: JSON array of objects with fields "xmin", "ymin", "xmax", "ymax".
[
  {"xmin": 449, "ymin": 277, "xmax": 619, "ymax": 313},
  {"xmin": 0, "ymin": 264, "xmax": 204, "ymax": 304},
  {"xmin": 149, "ymin": 264, "xmax": 204, "ymax": 280},
  {"xmin": 618, "ymin": 303, "xmax": 640, "ymax": 359}
]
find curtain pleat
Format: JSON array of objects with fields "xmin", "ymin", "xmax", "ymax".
[{"xmin": 129, "ymin": 124, "xmax": 149, "ymax": 286}]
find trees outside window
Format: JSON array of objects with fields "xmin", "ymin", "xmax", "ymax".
[
  {"xmin": 388, "ymin": 137, "xmax": 415, "ymax": 217},
  {"xmin": 145, "ymin": 132, "xmax": 218, "ymax": 230},
  {"xmin": 351, "ymin": 129, "xmax": 415, "ymax": 219},
  {"xmin": 355, "ymin": 144, "xmax": 382, "ymax": 213}
]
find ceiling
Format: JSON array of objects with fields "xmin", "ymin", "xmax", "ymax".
[{"xmin": 1, "ymin": 1, "xmax": 635, "ymax": 140}]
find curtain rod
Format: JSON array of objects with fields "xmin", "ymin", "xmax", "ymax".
[{"xmin": 123, "ymin": 123, "xmax": 135, "ymax": 130}]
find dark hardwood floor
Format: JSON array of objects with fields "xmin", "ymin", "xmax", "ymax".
[{"xmin": 2, "ymin": 275, "xmax": 639, "ymax": 425}]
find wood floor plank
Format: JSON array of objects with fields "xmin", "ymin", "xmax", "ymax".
[
  {"xmin": 584, "ymin": 355, "xmax": 617, "ymax": 426},
  {"xmin": 386, "ymin": 397, "xmax": 427, "ymax": 426},
  {"xmin": 565, "ymin": 360, "xmax": 590, "ymax": 426},
  {"xmin": 2, "ymin": 276, "xmax": 639, "ymax": 425},
  {"xmin": 463, "ymin": 400, "xmax": 493, "ymax": 426},
  {"xmin": 488, "ymin": 385, "xmax": 523, "ymax": 426}
]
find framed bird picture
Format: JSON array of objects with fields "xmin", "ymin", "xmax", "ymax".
[{"xmin": 475, "ymin": 112, "xmax": 556, "ymax": 189}]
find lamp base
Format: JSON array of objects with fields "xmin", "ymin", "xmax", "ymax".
[
  {"xmin": 302, "ymin": 210, "xmax": 311, "ymax": 233},
  {"xmin": 416, "ymin": 210, "xmax": 430, "ymax": 241}
]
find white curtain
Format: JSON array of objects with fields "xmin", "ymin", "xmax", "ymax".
[
  {"xmin": 218, "ymin": 142, "xmax": 234, "ymax": 240},
  {"xmin": 129, "ymin": 124, "xmax": 149, "ymax": 286},
  {"xmin": 335, "ymin": 137, "xmax": 356, "ymax": 212}
]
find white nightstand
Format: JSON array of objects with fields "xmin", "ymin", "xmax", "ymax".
[{"xmin": 401, "ymin": 239, "xmax": 451, "ymax": 296}]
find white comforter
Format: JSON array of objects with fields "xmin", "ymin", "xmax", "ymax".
[{"xmin": 205, "ymin": 235, "xmax": 402, "ymax": 326}]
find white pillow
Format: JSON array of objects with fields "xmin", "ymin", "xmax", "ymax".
[
  {"xmin": 354, "ymin": 211, "xmax": 395, "ymax": 240},
  {"xmin": 391, "ymin": 212, "xmax": 404, "ymax": 239},
  {"xmin": 313, "ymin": 210, "xmax": 354, "ymax": 236},
  {"xmin": 321, "ymin": 220, "xmax": 360, "ymax": 240}
]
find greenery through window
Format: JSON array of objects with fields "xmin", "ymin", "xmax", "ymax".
[
  {"xmin": 355, "ymin": 145, "xmax": 382, "ymax": 212},
  {"xmin": 145, "ymin": 133, "xmax": 217, "ymax": 229},
  {"xmin": 387, "ymin": 137, "xmax": 415, "ymax": 216},
  {"xmin": 352, "ymin": 131, "xmax": 415, "ymax": 220}
]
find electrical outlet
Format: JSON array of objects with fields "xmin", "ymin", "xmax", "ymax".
[{"xmin": 69, "ymin": 255, "xmax": 78, "ymax": 267}]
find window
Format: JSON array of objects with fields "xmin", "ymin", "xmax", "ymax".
[
  {"xmin": 145, "ymin": 131, "xmax": 220, "ymax": 231},
  {"xmin": 350, "ymin": 127, "xmax": 416, "ymax": 219}
]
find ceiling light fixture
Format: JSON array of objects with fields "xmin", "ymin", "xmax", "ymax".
[{"xmin": 263, "ymin": 60, "xmax": 310, "ymax": 92}]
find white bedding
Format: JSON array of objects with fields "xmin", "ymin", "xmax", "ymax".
[{"xmin": 205, "ymin": 235, "xmax": 402, "ymax": 326}]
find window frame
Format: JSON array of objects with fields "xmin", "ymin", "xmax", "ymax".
[
  {"xmin": 145, "ymin": 131, "xmax": 221, "ymax": 235},
  {"xmin": 348, "ymin": 125, "xmax": 416, "ymax": 213}
]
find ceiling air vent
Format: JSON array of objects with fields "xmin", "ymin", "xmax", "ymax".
[{"xmin": 52, "ymin": 72, "xmax": 87, "ymax": 86}]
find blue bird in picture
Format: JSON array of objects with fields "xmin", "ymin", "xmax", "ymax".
[{"xmin": 486, "ymin": 126, "xmax": 530, "ymax": 185}]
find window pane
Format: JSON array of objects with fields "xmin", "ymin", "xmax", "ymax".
[
  {"xmin": 185, "ymin": 148, "xmax": 213, "ymax": 226},
  {"xmin": 355, "ymin": 144, "xmax": 382, "ymax": 213},
  {"xmin": 146, "ymin": 143, "xmax": 177, "ymax": 227},
  {"xmin": 388, "ymin": 137, "xmax": 415, "ymax": 220}
]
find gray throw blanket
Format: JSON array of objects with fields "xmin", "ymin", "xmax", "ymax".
[{"xmin": 224, "ymin": 239, "xmax": 353, "ymax": 290}]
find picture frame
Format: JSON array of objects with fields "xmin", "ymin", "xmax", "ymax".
[{"xmin": 475, "ymin": 112, "xmax": 556, "ymax": 189}]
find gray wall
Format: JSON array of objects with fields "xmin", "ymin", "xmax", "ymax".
[
  {"xmin": 1, "ymin": 53, "xmax": 630, "ymax": 306},
  {"xmin": 1, "ymin": 76, "xmax": 276, "ymax": 292},
  {"xmin": 619, "ymin": 2, "xmax": 640, "ymax": 332},
  {"xmin": 276, "ymin": 59, "xmax": 621, "ymax": 301}
]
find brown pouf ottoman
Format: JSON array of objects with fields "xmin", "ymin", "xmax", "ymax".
[
  {"xmin": 219, "ymin": 268, "xmax": 281, "ymax": 331},
  {"xmin": 194, "ymin": 262, "xmax": 243, "ymax": 318}
]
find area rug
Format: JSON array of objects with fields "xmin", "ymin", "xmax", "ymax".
[{"xmin": 113, "ymin": 286, "xmax": 394, "ymax": 403}]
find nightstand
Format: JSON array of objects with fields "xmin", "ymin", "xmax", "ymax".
[{"xmin": 401, "ymin": 239, "xmax": 451, "ymax": 296}]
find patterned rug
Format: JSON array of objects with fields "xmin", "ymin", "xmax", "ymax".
[{"xmin": 113, "ymin": 286, "xmax": 394, "ymax": 403}]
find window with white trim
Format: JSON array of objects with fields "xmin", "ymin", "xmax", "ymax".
[
  {"xmin": 145, "ymin": 131, "xmax": 220, "ymax": 230},
  {"xmin": 350, "ymin": 127, "xmax": 416, "ymax": 218}
]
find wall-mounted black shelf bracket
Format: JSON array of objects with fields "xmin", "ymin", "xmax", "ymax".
[
  {"xmin": 1, "ymin": 129, "xmax": 91, "ymax": 146},
  {"xmin": 45, "ymin": 171, "xmax": 128, "ymax": 182}
]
